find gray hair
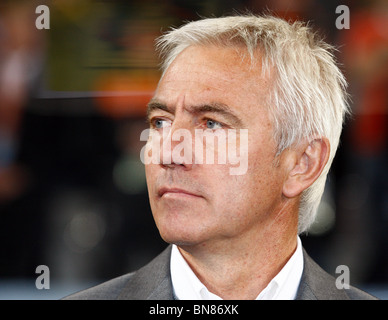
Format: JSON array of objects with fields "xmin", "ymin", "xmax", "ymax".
[{"xmin": 155, "ymin": 14, "xmax": 349, "ymax": 234}]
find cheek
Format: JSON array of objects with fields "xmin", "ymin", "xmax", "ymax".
[
  {"xmin": 203, "ymin": 172, "xmax": 269, "ymax": 236},
  {"xmin": 144, "ymin": 163, "xmax": 153, "ymax": 180},
  {"xmin": 235, "ymin": 139, "xmax": 283, "ymax": 205},
  {"xmin": 206, "ymin": 166, "xmax": 252, "ymax": 212},
  {"xmin": 145, "ymin": 164, "xmax": 159, "ymax": 200},
  {"xmin": 212, "ymin": 171, "xmax": 282, "ymax": 234},
  {"xmin": 144, "ymin": 165, "xmax": 152, "ymax": 188}
]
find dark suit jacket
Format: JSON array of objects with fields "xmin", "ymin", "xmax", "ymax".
[{"xmin": 64, "ymin": 245, "xmax": 377, "ymax": 300}]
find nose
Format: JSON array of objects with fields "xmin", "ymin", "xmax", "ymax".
[{"xmin": 160, "ymin": 120, "xmax": 194, "ymax": 170}]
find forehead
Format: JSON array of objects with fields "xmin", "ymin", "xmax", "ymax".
[{"xmin": 155, "ymin": 45, "xmax": 271, "ymax": 113}]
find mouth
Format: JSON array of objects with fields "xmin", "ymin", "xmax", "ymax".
[{"xmin": 158, "ymin": 187, "xmax": 203, "ymax": 199}]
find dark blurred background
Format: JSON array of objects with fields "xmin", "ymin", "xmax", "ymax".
[{"xmin": 0, "ymin": 0, "xmax": 387, "ymax": 299}]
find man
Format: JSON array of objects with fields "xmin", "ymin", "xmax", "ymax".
[{"xmin": 65, "ymin": 14, "xmax": 377, "ymax": 300}]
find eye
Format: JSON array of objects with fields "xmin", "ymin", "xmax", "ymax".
[
  {"xmin": 151, "ymin": 118, "xmax": 171, "ymax": 129},
  {"xmin": 206, "ymin": 119, "xmax": 223, "ymax": 130}
]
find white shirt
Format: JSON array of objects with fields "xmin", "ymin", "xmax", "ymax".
[{"xmin": 170, "ymin": 236, "xmax": 304, "ymax": 300}]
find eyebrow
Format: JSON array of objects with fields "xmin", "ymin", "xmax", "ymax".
[{"xmin": 147, "ymin": 98, "xmax": 244, "ymax": 128}]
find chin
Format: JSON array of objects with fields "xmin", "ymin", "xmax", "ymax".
[
  {"xmin": 158, "ymin": 227, "xmax": 200, "ymax": 246},
  {"xmin": 156, "ymin": 219, "xmax": 209, "ymax": 247}
]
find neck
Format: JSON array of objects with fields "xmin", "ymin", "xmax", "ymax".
[{"xmin": 177, "ymin": 203, "xmax": 299, "ymax": 300}]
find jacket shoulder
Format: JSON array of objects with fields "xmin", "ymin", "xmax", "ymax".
[
  {"xmin": 63, "ymin": 272, "xmax": 136, "ymax": 300},
  {"xmin": 297, "ymin": 249, "xmax": 378, "ymax": 300},
  {"xmin": 63, "ymin": 245, "xmax": 173, "ymax": 300}
]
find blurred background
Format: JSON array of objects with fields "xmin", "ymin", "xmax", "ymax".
[{"xmin": 0, "ymin": 0, "xmax": 387, "ymax": 299}]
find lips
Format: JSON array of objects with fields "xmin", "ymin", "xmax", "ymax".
[{"xmin": 158, "ymin": 187, "xmax": 203, "ymax": 199}]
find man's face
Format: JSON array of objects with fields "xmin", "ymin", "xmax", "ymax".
[{"xmin": 145, "ymin": 45, "xmax": 290, "ymax": 247}]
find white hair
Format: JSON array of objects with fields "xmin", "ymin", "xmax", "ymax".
[{"xmin": 155, "ymin": 14, "xmax": 350, "ymax": 234}]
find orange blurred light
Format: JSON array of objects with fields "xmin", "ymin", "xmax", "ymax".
[{"xmin": 93, "ymin": 71, "xmax": 158, "ymax": 118}]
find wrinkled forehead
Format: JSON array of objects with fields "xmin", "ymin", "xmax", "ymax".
[
  {"xmin": 160, "ymin": 42, "xmax": 271, "ymax": 78},
  {"xmin": 156, "ymin": 45, "xmax": 273, "ymax": 108}
]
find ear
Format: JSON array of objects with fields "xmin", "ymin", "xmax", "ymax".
[{"xmin": 282, "ymin": 138, "xmax": 330, "ymax": 198}]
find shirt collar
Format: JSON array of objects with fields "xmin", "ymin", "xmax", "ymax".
[{"xmin": 170, "ymin": 236, "xmax": 304, "ymax": 300}]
